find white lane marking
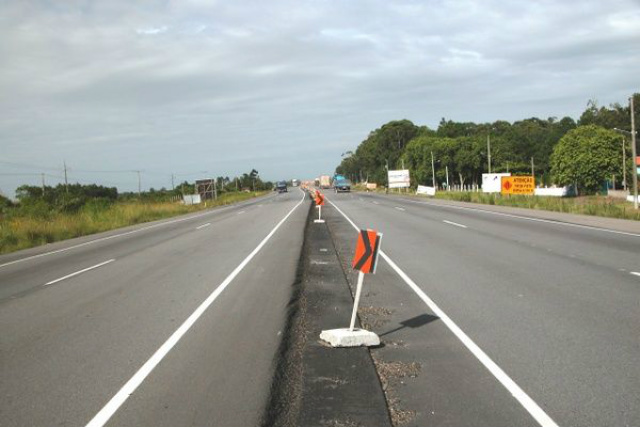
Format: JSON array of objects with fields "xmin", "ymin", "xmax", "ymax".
[
  {"xmin": 196, "ymin": 223, "xmax": 211, "ymax": 230},
  {"xmin": 372, "ymin": 201, "xmax": 380, "ymax": 205},
  {"xmin": 400, "ymin": 198, "xmax": 640, "ymax": 238},
  {"xmin": 394, "ymin": 206, "xmax": 406, "ymax": 211},
  {"xmin": 0, "ymin": 196, "xmax": 274, "ymax": 269},
  {"xmin": 84, "ymin": 190, "xmax": 306, "ymax": 427},
  {"xmin": 631, "ymin": 272, "xmax": 640, "ymax": 277},
  {"xmin": 328, "ymin": 197, "xmax": 559, "ymax": 427},
  {"xmin": 44, "ymin": 259, "xmax": 116, "ymax": 286},
  {"xmin": 237, "ymin": 211, "xmax": 246, "ymax": 215},
  {"xmin": 443, "ymin": 220, "xmax": 468, "ymax": 229}
]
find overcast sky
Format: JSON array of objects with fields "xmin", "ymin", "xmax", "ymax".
[{"xmin": 1, "ymin": 0, "xmax": 638, "ymax": 195}]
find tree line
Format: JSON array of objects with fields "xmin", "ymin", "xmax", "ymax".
[
  {"xmin": 335, "ymin": 95, "xmax": 639, "ymax": 194},
  {"xmin": 1, "ymin": 169, "xmax": 273, "ymax": 218}
]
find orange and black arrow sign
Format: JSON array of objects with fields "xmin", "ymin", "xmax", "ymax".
[
  {"xmin": 352, "ymin": 229, "xmax": 382, "ymax": 274},
  {"xmin": 315, "ymin": 192, "xmax": 325, "ymax": 206}
]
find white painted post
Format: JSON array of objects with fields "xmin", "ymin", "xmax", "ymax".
[{"xmin": 349, "ymin": 271, "xmax": 365, "ymax": 331}]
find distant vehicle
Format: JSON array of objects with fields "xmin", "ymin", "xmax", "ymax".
[
  {"xmin": 319, "ymin": 175, "xmax": 331, "ymax": 189},
  {"xmin": 334, "ymin": 178, "xmax": 352, "ymax": 193},
  {"xmin": 291, "ymin": 179, "xmax": 300, "ymax": 187},
  {"xmin": 276, "ymin": 181, "xmax": 288, "ymax": 193},
  {"xmin": 276, "ymin": 181, "xmax": 288, "ymax": 192}
]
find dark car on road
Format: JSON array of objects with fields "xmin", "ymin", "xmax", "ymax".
[
  {"xmin": 334, "ymin": 178, "xmax": 351, "ymax": 193},
  {"xmin": 276, "ymin": 181, "xmax": 288, "ymax": 193}
]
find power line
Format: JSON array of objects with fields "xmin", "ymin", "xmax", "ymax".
[{"xmin": 0, "ymin": 160, "xmax": 62, "ymax": 171}]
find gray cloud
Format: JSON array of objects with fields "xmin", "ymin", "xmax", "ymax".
[{"xmin": 1, "ymin": 0, "xmax": 639, "ymax": 195}]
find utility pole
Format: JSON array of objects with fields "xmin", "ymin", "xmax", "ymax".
[
  {"xmin": 431, "ymin": 151, "xmax": 436, "ymax": 188},
  {"xmin": 385, "ymin": 159, "xmax": 389, "ymax": 194},
  {"xmin": 531, "ymin": 157, "xmax": 535, "ymax": 181},
  {"xmin": 41, "ymin": 173, "xmax": 46, "ymax": 196},
  {"xmin": 236, "ymin": 177, "xmax": 238, "ymax": 192},
  {"xmin": 630, "ymin": 95, "xmax": 638, "ymax": 209},
  {"xmin": 445, "ymin": 165, "xmax": 450, "ymax": 191},
  {"xmin": 622, "ymin": 137, "xmax": 627, "ymax": 191},
  {"xmin": 487, "ymin": 132, "xmax": 492, "ymax": 174},
  {"xmin": 63, "ymin": 160, "xmax": 69, "ymax": 193},
  {"xmin": 506, "ymin": 161, "xmax": 510, "ymax": 173},
  {"xmin": 171, "ymin": 174, "xmax": 175, "ymax": 191},
  {"xmin": 136, "ymin": 170, "xmax": 141, "ymax": 196}
]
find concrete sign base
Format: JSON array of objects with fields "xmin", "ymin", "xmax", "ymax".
[
  {"xmin": 314, "ymin": 219, "xmax": 325, "ymax": 223},
  {"xmin": 320, "ymin": 328, "xmax": 380, "ymax": 347}
]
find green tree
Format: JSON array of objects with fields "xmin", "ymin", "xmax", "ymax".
[{"xmin": 550, "ymin": 125, "xmax": 622, "ymax": 194}]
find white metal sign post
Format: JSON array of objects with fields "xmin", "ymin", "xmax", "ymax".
[{"xmin": 349, "ymin": 271, "xmax": 365, "ymax": 331}]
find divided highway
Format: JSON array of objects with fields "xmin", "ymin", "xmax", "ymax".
[
  {"xmin": 3, "ymin": 187, "xmax": 639, "ymax": 427},
  {"xmin": 0, "ymin": 190, "xmax": 308, "ymax": 427},
  {"xmin": 326, "ymin": 192, "xmax": 640, "ymax": 427}
]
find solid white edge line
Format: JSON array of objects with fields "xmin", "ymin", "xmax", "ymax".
[
  {"xmin": 631, "ymin": 272, "xmax": 640, "ymax": 277},
  {"xmin": 195, "ymin": 223, "xmax": 211, "ymax": 230},
  {"xmin": 0, "ymin": 196, "xmax": 273, "ymax": 269},
  {"xmin": 443, "ymin": 220, "xmax": 468, "ymax": 229},
  {"xmin": 398, "ymin": 197, "xmax": 640, "ymax": 238},
  {"xmin": 327, "ymin": 197, "xmax": 559, "ymax": 427},
  {"xmin": 44, "ymin": 259, "xmax": 116, "ymax": 286},
  {"xmin": 84, "ymin": 190, "xmax": 306, "ymax": 427}
]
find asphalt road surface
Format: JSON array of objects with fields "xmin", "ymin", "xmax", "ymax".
[
  {"xmin": 3, "ymin": 187, "xmax": 640, "ymax": 427},
  {"xmin": 326, "ymin": 191, "xmax": 640, "ymax": 427},
  {"xmin": 0, "ymin": 189, "xmax": 308, "ymax": 427}
]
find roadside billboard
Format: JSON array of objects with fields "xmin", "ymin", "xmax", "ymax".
[
  {"xmin": 388, "ymin": 169, "xmax": 410, "ymax": 188},
  {"xmin": 482, "ymin": 173, "xmax": 511, "ymax": 193},
  {"xmin": 416, "ymin": 185, "xmax": 436, "ymax": 196},
  {"xmin": 501, "ymin": 176, "xmax": 535, "ymax": 195},
  {"xmin": 183, "ymin": 194, "xmax": 202, "ymax": 205}
]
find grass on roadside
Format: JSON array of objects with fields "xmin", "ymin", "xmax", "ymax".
[{"xmin": 0, "ymin": 191, "xmax": 268, "ymax": 255}]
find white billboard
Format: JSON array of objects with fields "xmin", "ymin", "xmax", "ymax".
[
  {"xmin": 183, "ymin": 194, "xmax": 202, "ymax": 205},
  {"xmin": 416, "ymin": 185, "xmax": 436, "ymax": 196},
  {"xmin": 482, "ymin": 173, "xmax": 511, "ymax": 193},
  {"xmin": 388, "ymin": 169, "xmax": 410, "ymax": 188}
]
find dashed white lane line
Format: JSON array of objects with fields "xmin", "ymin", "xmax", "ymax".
[
  {"xmin": 372, "ymin": 201, "xmax": 380, "ymax": 205},
  {"xmin": 328, "ymin": 197, "xmax": 559, "ymax": 427},
  {"xmin": 84, "ymin": 190, "xmax": 306, "ymax": 427},
  {"xmin": 237, "ymin": 211, "xmax": 246, "ymax": 215},
  {"xmin": 394, "ymin": 206, "xmax": 406, "ymax": 211},
  {"xmin": 0, "ymin": 196, "xmax": 272, "ymax": 270},
  {"xmin": 401, "ymin": 198, "xmax": 640, "ymax": 238},
  {"xmin": 443, "ymin": 220, "xmax": 468, "ymax": 229},
  {"xmin": 196, "ymin": 223, "xmax": 211, "ymax": 230},
  {"xmin": 631, "ymin": 272, "xmax": 640, "ymax": 277},
  {"xmin": 44, "ymin": 259, "xmax": 116, "ymax": 286}
]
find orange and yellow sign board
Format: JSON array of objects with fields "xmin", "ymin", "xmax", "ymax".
[{"xmin": 501, "ymin": 176, "xmax": 535, "ymax": 195}]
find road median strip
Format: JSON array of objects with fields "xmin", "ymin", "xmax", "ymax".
[{"xmin": 263, "ymin": 194, "xmax": 391, "ymax": 427}]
